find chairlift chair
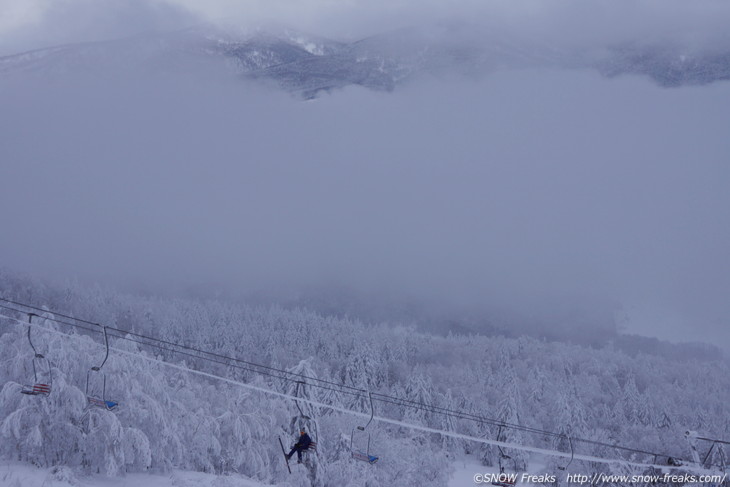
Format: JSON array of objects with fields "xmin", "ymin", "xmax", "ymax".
[
  {"xmin": 85, "ymin": 325, "xmax": 118, "ymax": 411},
  {"xmin": 492, "ymin": 425, "xmax": 517, "ymax": 487},
  {"xmin": 492, "ymin": 463, "xmax": 517, "ymax": 487},
  {"xmin": 20, "ymin": 314, "xmax": 52, "ymax": 397},
  {"xmin": 493, "ymin": 464, "xmax": 517, "ymax": 487},
  {"xmin": 350, "ymin": 391, "xmax": 379, "ymax": 464},
  {"xmin": 558, "ymin": 434, "xmax": 574, "ymax": 471},
  {"xmin": 290, "ymin": 381, "xmax": 316, "ymax": 456}
]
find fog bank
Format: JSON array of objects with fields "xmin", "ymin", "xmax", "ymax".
[{"xmin": 1, "ymin": 66, "xmax": 728, "ymax": 345}]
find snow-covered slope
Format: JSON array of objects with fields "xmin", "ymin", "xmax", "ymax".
[{"xmin": 0, "ymin": 461, "xmax": 268, "ymax": 487}]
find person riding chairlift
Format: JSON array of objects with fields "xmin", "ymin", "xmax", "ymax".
[{"xmin": 286, "ymin": 429, "xmax": 312, "ymax": 463}]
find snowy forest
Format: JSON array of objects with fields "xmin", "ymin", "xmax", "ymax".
[{"xmin": 1, "ymin": 270, "xmax": 729, "ymax": 486}]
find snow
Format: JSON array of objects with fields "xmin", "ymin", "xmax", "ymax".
[
  {"xmin": 1, "ymin": 453, "xmax": 535, "ymax": 487},
  {"xmin": 289, "ymin": 36, "xmax": 325, "ymax": 56},
  {"xmin": 449, "ymin": 454, "xmax": 492, "ymax": 486},
  {"xmin": 448, "ymin": 455, "xmax": 550, "ymax": 487},
  {"xmin": 446, "ymin": 454, "xmax": 547, "ymax": 487},
  {"xmin": 0, "ymin": 461, "xmax": 269, "ymax": 487}
]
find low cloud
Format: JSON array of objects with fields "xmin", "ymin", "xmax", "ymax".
[
  {"xmin": 3, "ymin": 0, "xmax": 730, "ymax": 56},
  {"xmin": 1, "ymin": 0, "xmax": 729, "ymax": 345},
  {"xmin": 0, "ymin": 0, "xmax": 196, "ymax": 55},
  {"xmin": 1, "ymin": 64, "xmax": 729, "ymax": 345}
]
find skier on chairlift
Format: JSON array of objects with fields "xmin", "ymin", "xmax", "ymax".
[{"xmin": 286, "ymin": 428, "xmax": 313, "ymax": 463}]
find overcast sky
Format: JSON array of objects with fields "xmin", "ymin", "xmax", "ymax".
[
  {"xmin": 3, "ymin": 0, "xmax": 730, "ymax": 55},
  {"xmin": 1, "ymin": 0, "xmax": 729, "ymax": 347}
]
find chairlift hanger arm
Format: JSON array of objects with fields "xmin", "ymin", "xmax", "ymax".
[
  {"xmin": 496, "ymin": 425, "xmax": 511, "ymax": 459},
  {"xmin": 559, "ymin": 435, "xmax": 574, "ymax": 470},
  {"xmin": 93, "ymin": 325, "xmax": 110, "ymax": 371},
  {"xmin": 364, "ymin": 391, "xmax": 375, "ymax": 430},
  {"xmin": 357, "ymin": 391, "xmax": 376, "ymax": 431},
  {"xmin": 26, "ymin": 314, "xmax": 42, "ymax": 357},
  {"xmin": 702, "ymin": 442, "xmax": 719, "ymax": 466}
]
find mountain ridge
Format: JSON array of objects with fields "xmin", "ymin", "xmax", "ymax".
[{"xmin": 2, "ymin": 24, "xmax": 729, "ymax": 97}]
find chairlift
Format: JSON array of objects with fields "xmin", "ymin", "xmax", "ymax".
[
  {"xmin": 350, "ymin": 391, "xmax": 379, "ymax": 464},
  {"xmin": 697, "ymin": 435, "xmax": 730, "ymax": 472},
  {"xmin": 493, "ymin": 425, "xmax": 517, "ymax": 487},
  {"xmin": 85, "ymin": 325, "xmax": 118, "ymax": 411},
  {"xmin": 648, "ymin": 455, "xmax": 662, "ymax": 484},
  {"xmin": 493, "ymin": 458, "xmax": 517, "ymax": 487},
  {"xmin": 557, "ymin": 434, "xmax": 574, "ymax": 471},
  {"xmin": 20, "ymin": 314, "xmax": 52, "ymax": 397},
  {"xmin": 289, "ymin": 381, "xmax": 316, "ymax": 455}
]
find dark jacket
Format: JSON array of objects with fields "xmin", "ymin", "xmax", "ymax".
[{"xmin": 295, "ymin": 433, "xmax": 312, "ymax": 449}]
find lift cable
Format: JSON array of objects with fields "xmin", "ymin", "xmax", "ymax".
[
  {"xmin": 0, "ymin": 297, "xmax": 722, "ymax": 469},
  {"xmin": 2, "ymin": 312, "xmax": 723, "ymax": 475}
]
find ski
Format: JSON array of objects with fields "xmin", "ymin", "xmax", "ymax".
[{"xmin": 278, "ymin": 437, "xmax": 291, "ymax": 474}]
